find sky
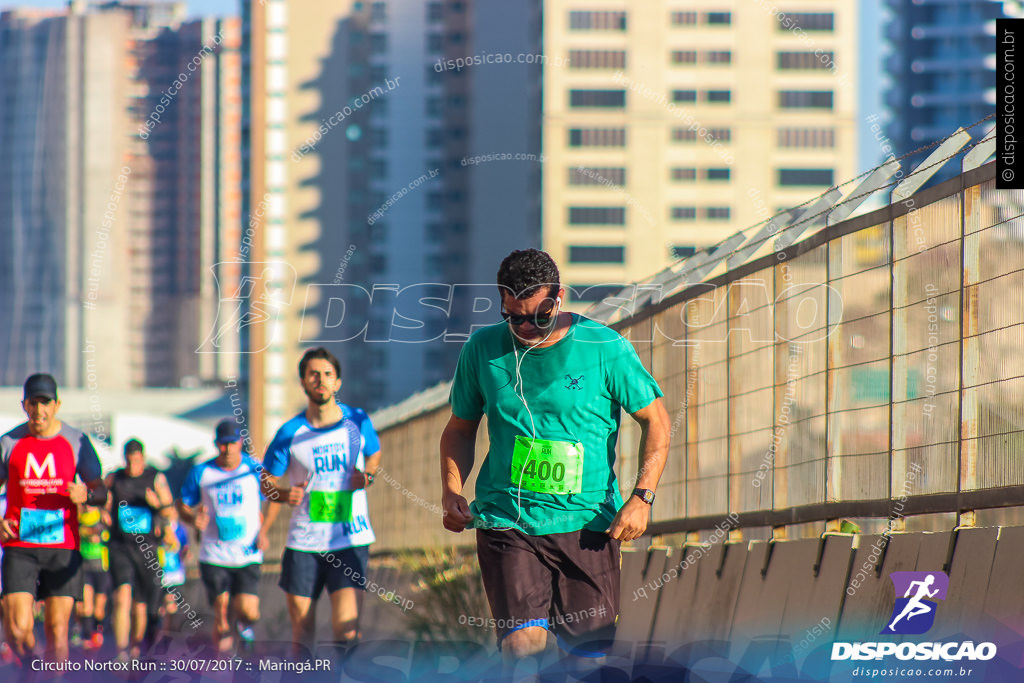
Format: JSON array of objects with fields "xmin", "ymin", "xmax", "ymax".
[
  {"xmin": 4, "ymin": 0, "xmax": 888, "ymax": 172},
  {"xmin": 0, "ymin": 0, "xmax": 237, "ymax": 17}
]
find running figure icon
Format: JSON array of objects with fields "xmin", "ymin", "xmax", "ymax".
[{"xmin": 887, "ymin": 574, "xmax": 939, "ymax": 632}]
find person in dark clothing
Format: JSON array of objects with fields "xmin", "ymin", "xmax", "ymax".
[{"xmin": 105, "ymin": 438, "xmax": 173, "ymax": 660}]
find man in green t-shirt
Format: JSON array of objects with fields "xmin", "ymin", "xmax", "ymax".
[{"xmin": 440, "ymin": 248, "xmax": 670, "ymax": 660}]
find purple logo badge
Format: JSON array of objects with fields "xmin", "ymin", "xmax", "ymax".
[{"xmin": 881, "ymin": 571, "xmax": 949, "ymax": 635}]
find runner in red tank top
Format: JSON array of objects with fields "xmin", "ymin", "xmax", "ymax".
[{"xmin": 0, "ymin": 374, "xmax": 106, "ymax": 664}]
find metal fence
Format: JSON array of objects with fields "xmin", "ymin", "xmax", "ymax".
[{"xmin": 368, "ymin": 151, "xmax": 1024, "ymax": 550}]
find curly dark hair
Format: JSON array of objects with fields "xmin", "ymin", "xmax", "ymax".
[
  {"xmin": 298, "ymin": 347, "xmax": 342, "ymax": 380},
  {"xmin": 496, "ymin": 249, "xmax": 560, "ymax": 300}
]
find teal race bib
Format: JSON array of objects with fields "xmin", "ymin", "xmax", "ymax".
[
  {"xmin": 511, "ymin": 436, "xmax": 584, "ymax": 495},
  {"xmin": 118, "ymin": 505, "xmax": 152, "ymax": 534},
  {"xmin": 308, "ymin": 490, "xmax": 354, "ymax": 523},
  {"xmin": 20, "ymin": 508, "xmax": 65, "ymax": 545},
  {"xmin": 215, "ymin": 515, "xmax": 246, "ymax": 542}
]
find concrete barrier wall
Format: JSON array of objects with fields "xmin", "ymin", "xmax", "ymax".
[{"xmin": 618, "ymin": 524, "xmax": 1022, "ymax": 660}]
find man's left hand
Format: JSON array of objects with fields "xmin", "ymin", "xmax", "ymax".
[
  {"xmin": 144, "ymin": 487, "xmax": 162, "ymax": 509},
  {"xmin": 606, "ymin": 497, "xmax": 650, "ymax": 542},
  {"xmin": 68, "ymin": 482, "xmax": 89, "ymax": 505},
  {"xmin": 350, "ymin": 470, "xmax": 371, "ymax": 489}
]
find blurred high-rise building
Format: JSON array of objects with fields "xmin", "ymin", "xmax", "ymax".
[
  {"xmin": 0, "ymin": 1, "xmax": 241, "ymax": 389},
  {"xmin": 542, "ymin": 2, "xmax": 858, "ymax": 303},
  {"xmin": 883, "ymin": 0, "xmax": 1011, "ymax": 178},
  {"xmin": 242, "ymin": 0, "xmax": 541, "ymax": 444}
]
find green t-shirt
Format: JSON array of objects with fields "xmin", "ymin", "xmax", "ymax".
[{"xmin": 449, "ymin": 314, "xmax": 663, "ymax": 535}]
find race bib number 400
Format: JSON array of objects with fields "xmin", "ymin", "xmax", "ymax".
[
  {"xmin": 511, "ymin": 436, "xmax": 583, "ymax": 495},
  {"xmin": 308, "ymin": 490, "xmax": 354, "ymax": 523}
]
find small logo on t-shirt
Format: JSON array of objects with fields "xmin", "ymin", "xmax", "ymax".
[
  {"xmin": 24, "ymin": 452, "xmax": 56, "ymax": 479},
  {"xmin": 564, "ymin": 374, "xmax": 584, "ymax": 390}
]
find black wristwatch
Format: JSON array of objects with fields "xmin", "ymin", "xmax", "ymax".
[{"xmin": 632, "ymin": 488, "xmax": 655, "ymax": 505}]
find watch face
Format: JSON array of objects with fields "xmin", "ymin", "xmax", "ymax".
[{"xmin": 635, "ymin": 488, "xmax": 654, "ymax": 504}]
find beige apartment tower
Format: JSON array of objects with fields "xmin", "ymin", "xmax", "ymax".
[{"xmin": 543, "ymin": 2, "xmax": 857, "ymax": 304}]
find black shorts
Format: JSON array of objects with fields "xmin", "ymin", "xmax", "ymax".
[
  {"xmin": 476, "ymin": 527, "xmax": 620, "ymax": 656},
  {"xmin": 83, "ymin": 568, "xmax": 112, "ymax": 594},
  {"xmin": 1, "ymin": 546, "xmax": 83, "ymax": 600},
  {"xmin": 278, "ymin": 546, "xmax": 369, "ymax": 599},
  {"xmin": 108, "ymin": 543, "xmax": 163, "ymax": 613},
  {"xmin": 199, "ymin": 562, "xmax": 261, "ymax": 604}
]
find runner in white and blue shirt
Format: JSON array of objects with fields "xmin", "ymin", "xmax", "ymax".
[
  {"xmin": 261, "ymin": 348, "xmax": 382, "ymax": 656},
  {"xmin": 178, "ymin": 419, "xmax": 266, "ymax": 653}
]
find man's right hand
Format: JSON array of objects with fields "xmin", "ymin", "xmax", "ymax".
[
  {"xmin": 442, "ymin": 492, "xmax": 473, "ymax": 532},
  {"xmin": 0, "ymin": 518, "xmax": 18, "ymax": 542},
  {"xmin": 194, "ymin": 505, "xmax": 209, "ymax": 532},
  {"xmin": 285, "ymin": 483, "xmax": 306, "ymax": 507}
]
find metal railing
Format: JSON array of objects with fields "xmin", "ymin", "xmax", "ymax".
[{"xmin": 368, "ymin": 123, "xmax": 1024, "ymax": 550}]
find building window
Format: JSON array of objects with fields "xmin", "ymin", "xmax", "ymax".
[
  {"xmin": 671, "ymin": 11, "xmax": 697, "ymax": 25},
  {"xmin": 426, "ymin": 128, "xmax": 443, "ymax": 148},
  {"xmin": 371, "ymin": 2, "xmax": 386, "ymax": 22},
  {"xmin": 449, "ymin": 32, "xmax": 464, "ymax": 45},
  {"xmin": 568, "ymin": 128, "xmax": 626, "ymax": 147},
  {"xmin": 779, "ymin": 90, "xmax": 834, "ymax": 109},
  {"xmin": 427, "ymin": 2, "xmax": 442, "ymax": 21},
  {"xmin": 370, "ymin": 33, "xmax": 387, "ymax": 54},
  {"xmin": 671, "ymin": 167, "xmax": 696, "ymax": 181},
  {"xmin": 570, "ymin": 89, "xmax": 626, "ymax": 108},
  {"xmin": 671, "ymin": 207, "xmax": 697, "ymax": 221},
  {"xmin": 671, "ymin": 50, "xmax": 697, "ymax": 64},
  {"xmin": 569, "ymin": 10, "xmax": 627, "ymax": 31},
  {"xmin": 671, "ymin": 245, "xmax": 697, "ymax": 259},
  {"xmin": 705, "ymin": 50, "xmax": 731, "ymax": 64},
  {"xmin": 705, "ymin": 90, "xmax": 731, "ymax": 103},
  {"xmin": 778, "ymin": 51, "xmax": 834, "ymax": 70},
  {"xmin": 779, "ymin": 168, "xmax": 835, "ymax": 186},
  {"xmin": 779, "ymin": 12, "xmax": 834, "ymax": 32},
  {"xmin": 425, "ymin": 96, "xmax": 442, "ymax": 116},
  {"xmin": 570, "ymin": 284, "xmax": 624, "ymax": 303},
  {"xmin": 671, "ymin": 128, "xmax": 697, "ymax": 142},
  {"xmin": 569, "ymin": 50, "xmax": 627, "ymax": 69},
  {"xmin": 451, "ymin": 1, "xmax": 465, "ymax": 12},
  {"xmin": 569, "ymin": 245, "xmax": 625, "ymax": 264},
  {"xmin": 705, "ymin": 168, "xmax": 730, "ymax": 181},
  {"xmin": 705, "ymin": 12, "xmax": 731, "ymax": 25},
  {"xmin": 569, "ymin": 207, "xmax": 626, "ymax": 225},
  {"xmin": 370, "ymin": 159, "xmax": 387, "ymax": 179},
  {"xmin": 569, "ymin": 167, "xmax": 627, "ymax": 186},
  {"xmin": 672, "ymin": 90, "xmax": 697, "ymax": 103},
  {"xmin": 427, "ymin": 34, "xmax": 443, "ymax": 53},
  {"xmin": 369, "ymin": 65, "xmax": 387, "ymax": 82},
  {"xmin": 708, "ymin": 127, "xmax": 732, "ymax": 142},
  {"xmin": 371, "ymin": 128, "xmax": 388, "ymax": 146},
  {"xmin": 705, "ymin": 206, "xmax": 731, "ymax": 220},
  {"xmin": 777, "ymin": 128, "xmax": 835, "ymax": 148}
]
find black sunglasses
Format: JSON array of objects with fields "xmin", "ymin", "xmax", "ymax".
[{"xmin": 501, "ymin": 305, "xmax": 557, "ymax": 328}]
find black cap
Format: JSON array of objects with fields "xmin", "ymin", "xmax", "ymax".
[
  {"xmin": 124, "ymin": 438, "xmax": 144, "ymax": 455},
  {"xmin": 23, "ymin": 373, "xmax": 58, "ymax": 401},
  {"xmin": 215, "ymin": 419, "xmax": 241, "ymax": 444}
]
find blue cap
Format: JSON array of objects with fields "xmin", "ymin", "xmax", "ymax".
[
  {"xmin": 215, "ymin": 419, "xmax": 242, "ymax": 444},
  {"xmin": 23, "ymin": 373, "xmax": 58, "ymax": 401}
]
